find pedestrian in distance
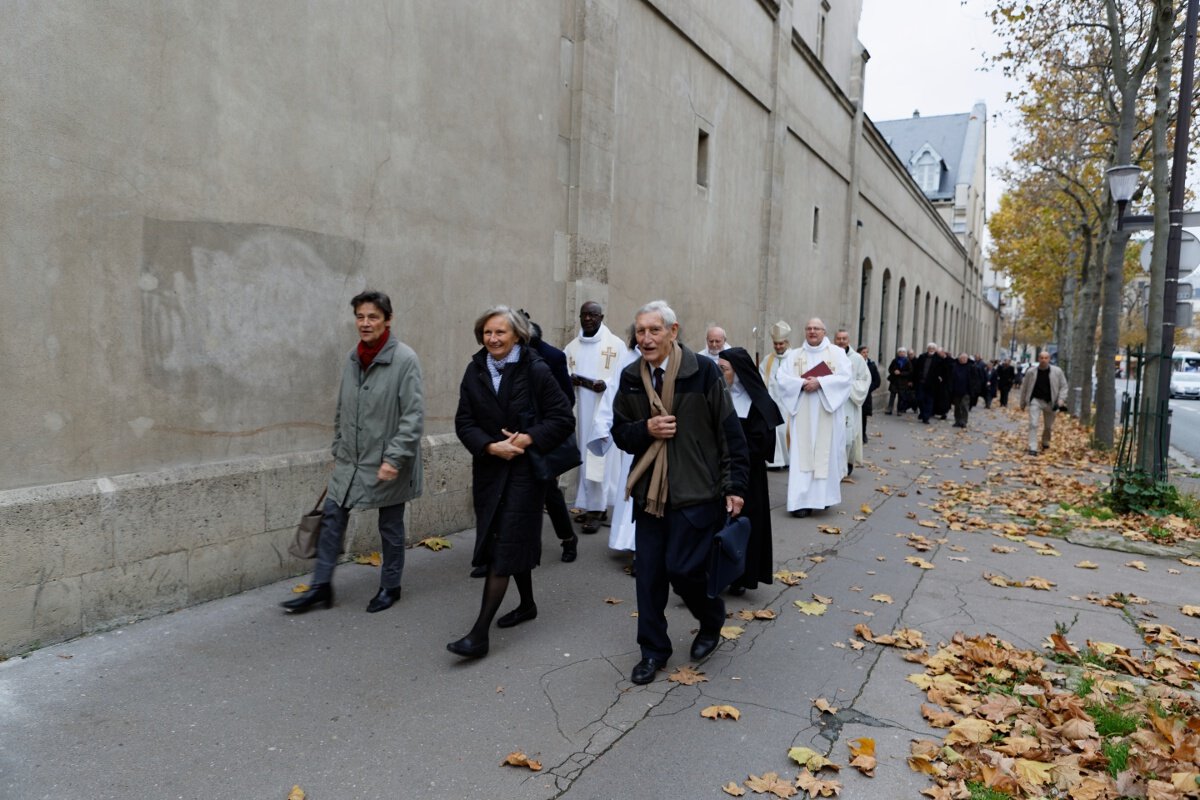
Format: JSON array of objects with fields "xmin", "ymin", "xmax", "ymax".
[
  {"xmin": 759, "ymin": 321, "xmax": 793, "ymax": 468},
  {"xmin": 835, "ymin": 329, "xmax": 871, "ymax": 474},
  {"xmin": 281, "ymin": 290, "xmax": 424, "ymax": 616},
  {"xmin": 914, "ymin": 343, "xmax": 940, "ymax": 424},
  {"xmin": 858, "ymin": 345, "xmax": 881, "ymax": 441},
  {"xmin": 716, "ymin": 347, "xmax": 781, "ymax": 596},
  {"xmin": 611, "ymin": 300, "xmax": 749, "ymax": 685},
  {"xmin": 447, "ymin": 306, "xmax": 575, "ymax": 659},
  {"xmin": 982, "ymin": 360, "xmax": 998, "ymax": 408},
  {"xmin": 996, "ymin": 358, "xmax": 1016, "ymax": 407},
  {"xmin": 1018, "ymin": 351, "xmax": 1069, "ymax": 456},
  {"xmin": 948, "ymin": 353, "xmax": 976, "ymax": 428},
  {"xmin": 885, "ymin": 347, "xmax": 913, "ymax": 414}
]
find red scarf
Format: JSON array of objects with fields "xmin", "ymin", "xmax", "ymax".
[{"xmin": 357, "ymin": 328, "xmax": 390, "ymax": 371}]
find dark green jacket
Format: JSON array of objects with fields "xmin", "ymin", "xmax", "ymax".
[
  {"xmin": 327, "ymin": 335, "xmax": 424, "ymax": 509},
  {"xmin": 611, "ymin": 345, "xmax": 748, "ymax": 509}
]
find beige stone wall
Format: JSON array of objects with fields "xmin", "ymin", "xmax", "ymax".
[{"xmin": 1, "ymin": 0, "xmax": 989, "ymax": 654}]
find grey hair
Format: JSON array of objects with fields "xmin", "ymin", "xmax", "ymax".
[
  {"xmin": 635, "ymin": 300, "xmax": 677, "ymax": 328},
  {"xmin": 897, "ymin": 347, "xmax": 907, "ymax": 355},
  {"xmin": 473, "ymin": 305, "xmax": 532, "ymax": 345},
  {"xmin": 927, "ymin": 342, "xmax": 938, "ymax": 351}
]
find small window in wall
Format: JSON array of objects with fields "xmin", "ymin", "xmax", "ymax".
[
  {"xmin": 812, "ymin": 206, "xmax": 820, "ymax": 246},
  {"xmin": 816, "ymin": 12, "xmax": 827, "ymax": 62},
  {"xmin": 697, "ymin": 129, "xmax": 710, "ymax": 188}
]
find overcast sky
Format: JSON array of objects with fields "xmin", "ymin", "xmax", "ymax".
[{"xmin": 858, "ymin": 0, "xmax": 1018, "ymax": 218}]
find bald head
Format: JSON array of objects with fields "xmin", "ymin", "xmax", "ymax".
[{"xmin": 705, "ymin": 326, "xmax": 727, "ymax": 356}]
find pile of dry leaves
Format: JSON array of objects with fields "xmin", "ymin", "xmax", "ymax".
[
  {"xmin": 929, "ymin": 411, "xmax": 1200, "ymax": 544},
  {"xmin": 903, "ymin": 630, "xmax": 1200, "ymax": 799}
]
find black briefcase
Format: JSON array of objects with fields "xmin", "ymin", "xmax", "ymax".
[{"xmin": 706, "ymin": 515, "xmax": 752, "ymax": 599}]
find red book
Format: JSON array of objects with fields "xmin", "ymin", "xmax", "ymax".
[{"xmin": 800, "ymin": 360, "xmax": 833, "ymax": 380}]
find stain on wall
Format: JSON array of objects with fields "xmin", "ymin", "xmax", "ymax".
[{"xmin": 140, "ymin": 218, "xmax": 364, "ymax": 422}]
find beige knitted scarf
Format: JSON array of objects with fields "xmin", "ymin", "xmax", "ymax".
[{"xmin": 625, "ymin": 341, "xmax": 681, "ymax": 517}]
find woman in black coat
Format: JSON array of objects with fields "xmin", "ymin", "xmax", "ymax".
[
  {"xmin": 716, "ymin": 348, "xmax": 782, "ymax": 594},
  {"xmin": 449, "ymin": 306, "xmax": 575, "ymax": 659}
]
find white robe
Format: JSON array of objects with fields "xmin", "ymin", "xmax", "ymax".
[
  {"xmin": 845, "ymin": 349, "xmax": 871, "ymax": 467},
  {"xmin": 564, "ymin": 323, "xmax": 628, "ymax": 511},
  {"xmin": 588, "ymin": 346, "xmax": 640, "ymax": 552},
  {"xmin": 759, "ymin": 349, "xmax": 792, "ymax": 468},
  {"xmin": 776, "ymin": 339, "xmax": 852, "ymax": 511}
]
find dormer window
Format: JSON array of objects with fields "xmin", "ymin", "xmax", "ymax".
[{"xmin": 909, "ymin": 144, "xmax": 943, "ymax": 194}]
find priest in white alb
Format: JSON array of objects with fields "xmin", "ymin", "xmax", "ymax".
[
  {"xmin": 563, "ymin": 301, "xmax": 629, "ymax": 533},
  {"xmin": 759, "ymin": 320, "xmax": 793, "ymax": 468},
  {"xmin": 834, "ymin": 328, "xmax": 872, "ymax": 473},
  {"xmin": 775, "ymin": 318, "xmax": 852, "ymax": 518}
]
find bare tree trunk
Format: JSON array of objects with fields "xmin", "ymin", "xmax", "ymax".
[{"xmin": 1070, "ymin": 230, "xmax": 1100, "ymax": 424}]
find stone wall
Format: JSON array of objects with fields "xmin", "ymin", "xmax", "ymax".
[
  {"xmin": 1, "ymin": 0, "xmax": 988, "ymax": 655},
  {"xmin": 0, "ymin": 434, "xmax": 473, "ymax": 653}
]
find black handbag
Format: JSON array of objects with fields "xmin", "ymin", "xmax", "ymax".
[{"xmin": 706, "ymin": 515, "xmax": 752, "ymax": 598}]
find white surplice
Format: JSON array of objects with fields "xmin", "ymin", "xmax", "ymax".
[
  {"xmin": 776, "ymin": 339, "xmax": 852, "ymax": 511},
  {"xmin": 564, "ymin": 323, "xmax": 629, "ymax": 512},
  {"xmin": 759, "ymin": 349, "xmax": 792, "ymax": 468},
  {"xmin": 588, "ymin": 345, "xmax": 640, "ymax": 551},
  {"xmin": 845, "ymin": 348, "xmax": 871, "ymax": 467}
]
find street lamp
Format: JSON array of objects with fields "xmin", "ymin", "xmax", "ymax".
[{"xmin": 1105, "ymin": 165, "xmax": 1152, "ymax": 231}]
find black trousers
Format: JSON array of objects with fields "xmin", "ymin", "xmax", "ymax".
[
  {"xmin": 544, "ymin": 482, "xmax": 574, "ymax": 541},
  {"xmin": 999, "ymin": 385, "xmax": 1012, "ymax": 407},
  {"xmin": 633, "ymin": 500, "xmax": 725, "ymax": 660}
]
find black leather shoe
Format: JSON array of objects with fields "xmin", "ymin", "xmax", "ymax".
[
  {"xmin": 690, "ymin": 631, "xmax": 720, "ymax": 661},
  {"xmin": 496, "ymin": 603, "xmax": 537, "ymax": 629},
  {"xmin": 561, "ymin": 535, "xmax": 578, "ymax": 563},
  {"xmin": 790, "ymin": 509, "xmax": 811, "ymax": 518},
  {"xmin": 630, "ymin": 657, "xmax": 665, "ymax": 685},
  {"xmin": 365, "ymin": 586, "xmax": 401, "ymax": 613},
  {"xmin": 446, "ymin": 635, "xmax": 489, "ymax": 659},
  {"xmin": 469, "ymin": 564, "xmax": 488, "ymax": 578},
  {"xmin": 281, "ymin": 583, "xmax": 332, "ymax": 614},
  {"xmin": 727, "ymin": 586, "xmax": 746, "ymax": 597}
]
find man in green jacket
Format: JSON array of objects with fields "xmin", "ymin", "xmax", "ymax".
[{"xmin": 283, "ymin": 290, "xmax": 424, "ymax": 614}]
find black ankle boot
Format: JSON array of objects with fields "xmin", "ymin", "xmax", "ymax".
[
  {"xmin": 281, "ymin": 583, "xmax": 333, "ymax": 614},
  {"xmin": 365, "ymin": 586, "xmax": 401, "ymax": 613}
]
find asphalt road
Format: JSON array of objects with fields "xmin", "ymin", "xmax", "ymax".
[{"xmin": 1110, "ymin": 377, "xmax": 1200, "ymax": 465}]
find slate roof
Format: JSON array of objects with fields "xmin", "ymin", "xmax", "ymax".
[{"xmin": 875, "ymin": 106, "xmax": 985, "ymax": 202}]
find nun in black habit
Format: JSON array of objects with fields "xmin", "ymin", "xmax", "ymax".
[{"xmin": 716, "ymin": 347, "xmax": 783, "ymax": 594}]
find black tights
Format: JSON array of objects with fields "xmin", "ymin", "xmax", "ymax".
[{"xmin": 468, "ymin": 569, "xmax": 533, "ymax": 640}]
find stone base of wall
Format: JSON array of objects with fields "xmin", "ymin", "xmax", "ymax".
[{"xmin": 0, "ymin": 433, "xmax": 474, "ymax": 656}]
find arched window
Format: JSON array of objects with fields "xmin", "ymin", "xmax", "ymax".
[
  {"xmin": 858, "ymin": 259, "xmax": 873, "ymax": 346},
  {"xmin": 932, "ymin": 298, "xmax": 940, "ymax": 347},
  {"xmin": 915, "ymin": 151, "xmax": 940, "ymax": 193},
  {"xmin": 878, "ymin": 270, "xmax": 892, "ymax": 358},
  {"xmin": 923, "ymin": 292, "xmax": 931, "ymax": 345},
  {"xmin": 895, "ymin": 278, "xmax": 907, "ymax": 356},
  {"xmin": 911, "ymin": 285, "xmax": 922, "ymax": 351}
]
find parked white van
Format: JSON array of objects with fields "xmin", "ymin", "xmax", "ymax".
[{"xmin": 1170, "ymin": 350, "xmax": 1200, "ymax": 399}]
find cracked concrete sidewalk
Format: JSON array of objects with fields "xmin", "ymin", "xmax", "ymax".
[{"xmin": 2, "ymin": 404, "xmax": 1197, "ymax": 800}]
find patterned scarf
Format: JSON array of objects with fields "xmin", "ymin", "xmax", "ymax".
[
  {"xmin": 625, "ymin": 341, "xmax": 682, "ymax": 517},
  {"xmin": 357, "ymin": 329, "xmax": 390, "ymax": 371},
  {"xmin": 486, "ymin": 344, "xmax": 522, "ymax": 394}
]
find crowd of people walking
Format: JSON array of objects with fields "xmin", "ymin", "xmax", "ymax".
[{"xmin": 280, "ymin": 291, "xmax": 1060, "ymax": 684}]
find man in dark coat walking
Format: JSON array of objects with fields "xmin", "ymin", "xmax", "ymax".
[
  {"xmin": 996, "ymin": 358, "xmax": 1017, "ymax": 407},
  {"xmin": 612, "ymin": 300, "xmax": 749, "ymax": 685}
]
